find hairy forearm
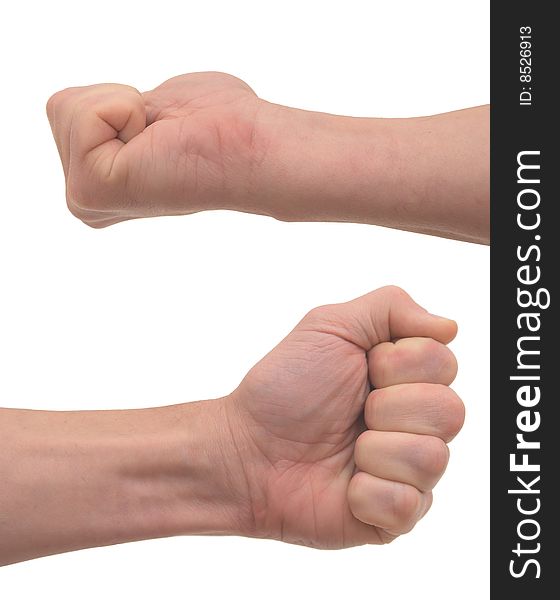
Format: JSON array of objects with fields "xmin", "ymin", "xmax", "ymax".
[
  {"xmin": 246, "ymin": 103, "xmax": 489, "ymax": 244},
  {"xmin": 0, "ymin": 400, "xmax": 248, "ymax": 566}
]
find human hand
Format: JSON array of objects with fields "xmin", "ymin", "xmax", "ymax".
[
  {"xmin": 46, "ymin": 72, "xmax": 489, "ymax": 242},
  {"xmin": 224, "ymin": 286, "xmax": 464, "ymax": 548},
  {"xmin": 46, "ymin": 72, "xmax": 266, "ymax": 227}
]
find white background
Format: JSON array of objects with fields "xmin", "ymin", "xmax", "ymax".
[{"xmin": 0, "ymin": 1, "xmax": 489, "ymax": 598}]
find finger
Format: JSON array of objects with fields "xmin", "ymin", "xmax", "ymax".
[
  {"xmin": 348, "ymin": 471, "xmax": 431, "ymax": 535},
  {"xmin": 71, "ymin": 206, "xmax": 143, "ymax": 228},
  {"xmin": 300, "ymin": 286, "xmax": 457, "ymax": 352},
  {"xmin": 354, "ymin": 431, "xmax": 449, "ymax": 492},
  {"xmin": 46, "ymin": 84, "xmax": 146, "ymax": 181},
  {"xmin": 63, "ymin": 198, "xmax": 127, "ymax": 228},
  {"xmin": 47, "ymin": 85, "xmax": 103, "ymax": 177},
  {"xmin": 418, "ymin": 490, "xmax": 433, "ymax": 521},
  {"xmin": 81, "ymin": 216, "xmax": 127, "ymax": 229},
  {"xmin": 364, "ymin": 383, "xmax": 465, "ymax": 442},
  {"xmin": 368, "ymin": 337, "xmax": 458, "ymax": 388}
]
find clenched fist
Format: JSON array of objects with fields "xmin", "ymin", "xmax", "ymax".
[
  {"xmin": 46, "ymin": 72, "xmax": 265, "ymax": 227},
  {"xmin": 224, "ymin": 286, "xmax": 464, "ymax": 547}
]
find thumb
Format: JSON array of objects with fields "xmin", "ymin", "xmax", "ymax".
[
  {"xmin": 46, "ymin": 83, "xmax": 146, "ymax": 180},
  {"xmin": 302, "ymin": 286, "xmax": 457, "ymax": 350}
]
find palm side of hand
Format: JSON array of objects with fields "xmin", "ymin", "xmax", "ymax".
[
  {"xmin": 230, "ymin": 314, "xmax": 373, "ymax": 548},
  {"xmin": 225, "ymin": 288, "xmax": 461, "ymax": 549},
  {"xmin": 47, "ymin": 73, "xmax": 264, "ymax": 226}
]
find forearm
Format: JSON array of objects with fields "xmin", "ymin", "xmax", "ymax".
[
  {"xmin": 247, "ymin": 103, "xmax": 489, "ymax": 244},
  {"xmin": 0, "ymin": 400, "xmax": 248, "ymax": 566}
]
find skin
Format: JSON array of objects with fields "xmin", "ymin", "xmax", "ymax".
[
  {"xmin": 1, "ymin": 74, "xmax": 472, "ymax": 565},
  {"xmin": 46, "ymin": 71, "xmax": 489, "ymax": 243},
  {"xmin": 0, "ymin": 286, "xmax": 464, "ymax": 565}
]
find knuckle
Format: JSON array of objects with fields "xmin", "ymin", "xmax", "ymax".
[
  {"xmin": 421, "ymin": 336, "xmax": 443, "ymax": 355},
  {"xmin": 46, "ymin": 94, "xmax": 57, "ymax": 119},
  {"xmin": 379, "ymin": 285, "xmax": 409, "ymax": 302},
  {"xmin": 376, "ymin": 529, "xmax": 400, "ymax": 545},
  {"xmin": 46, "ymin": 89, "xmax": 66, "ymax": 111},
  {"xmin": 66, "ymin": 177, "xmax": 104, "ymax": 213},
  {"xmin": 414, "ymin": 436, "xmax": 449, "ymax": 480},
  {"xmin": 66, "ymin": 178, "xmax": 87, "ymax": 211},
  {"xmin": 84, "ymin": 219, "xmax": 109, "ymax": 229},
  {"xmin": 389, "ymin": 483, "xmax": 421, "ymax": 531},
  {"xmin": 434, "ymin": 387, "xmax": 466, "ymax": 440},
  {"xmin": 439, "ymin": 345, "xmax": 458, "ymax": 373},
  {"xmin": 423, "ymin": 340, "xmax": 458, "ymax": 383},
  {"xmin": 66, "ymin": 156, "xmax": 124, "ymax": 214},
  {"xmin": 65, "ymin": 198, "xmax": 83, "ymax": 219},
  {"xmin": 46, "ymin": 87, "xmax": 80, "ymax": 117},
  {"xmin": 303, "ymin": 303, "xmax": 338, "ymax": 326},
  {"xmin": 447, "ymin": 352, "xmax": 459, "ymax": 380}
]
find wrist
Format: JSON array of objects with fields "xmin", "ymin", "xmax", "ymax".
[
  {"xmin": 242, "ymin": 101, "xmax": 394, "ymax": 222},
  {"xmin": 157, "ymin": 397, "xmax": 256, "ymax": 539},
  {"xmin": 107, "ymin": 398, "xmax": 258, "ymax": 541}
]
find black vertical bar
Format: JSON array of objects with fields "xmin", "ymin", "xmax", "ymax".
[{"xmin": 491, "ymin": 1, "xmax": 558, "ymax": 597}]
